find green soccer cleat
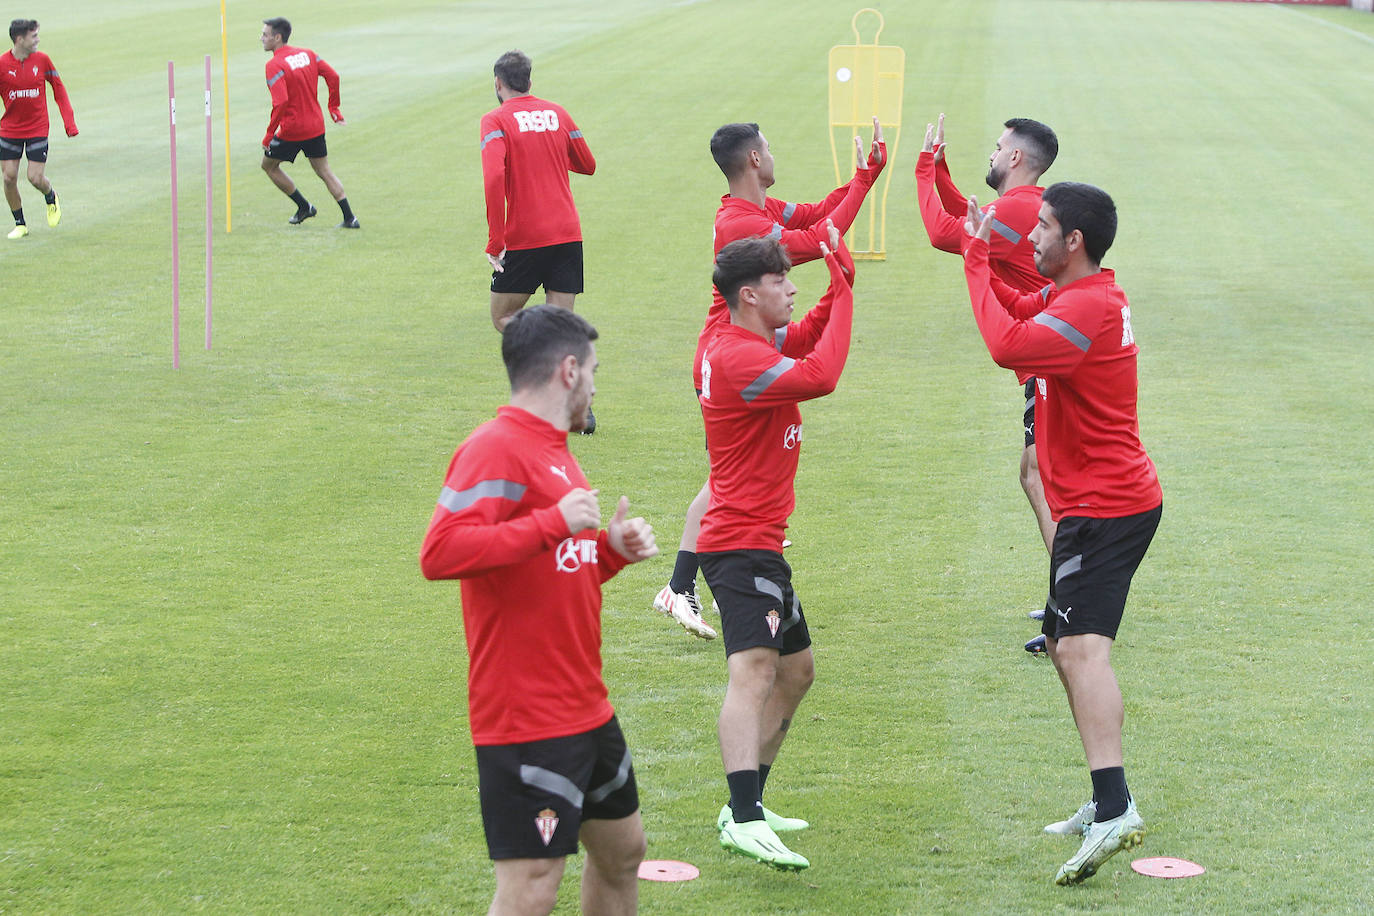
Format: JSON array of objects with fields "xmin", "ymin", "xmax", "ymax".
[
  {"xmin": 7, "ymin": 224, "xmax": 28, "ymax": 239},
  {"xmin": 47, "ymin": 196, "xmax": 60, "ymax": 227},
  {"xmin": 717, "ymin": 803, "xmax": 808, "ymax": 833},
  {"xmin": 719, "ymin": 817, "xmax": 809, "ymax": 871},
  {"xmin": 1055, "ymin": 801, "xmax": 1145, "ymax": 885}
]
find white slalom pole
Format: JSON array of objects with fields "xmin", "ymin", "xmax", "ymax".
[
  {"xmin": 168, "ymin": 61, "xmax": 180, "ymax": 369},
  {"xmin": 205, "ymin": 55, "xmax": 213, "ymax": 350}
]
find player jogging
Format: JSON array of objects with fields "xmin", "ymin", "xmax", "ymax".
[
  {"xmin": 259, "ymin": 18, "xmax": 358, "ymax": 229},
  {"xmin": 651, "ymin": 119, "xmax": 884, "ymax": 640},
  {"xmin": 962, "ymin": 184, "xmax": 1162, "ymax": 885},
  {"xmin": 481, "ymin": 50, "xmax": 595, "ymax": 333},
  {"xmin": 701, "ymin": 222, "xmax": 853, "ymax": 872},
  {"xmin": 916, "ymin": 114, "xmax": 1059, "ymax": 653},
  {"xmin": 1, "ymin": 19, "xmax": 77, "ymax": 240},
  {"xmin": 420, "ymin": 305, "xmax": 657, "ymax": 915}
]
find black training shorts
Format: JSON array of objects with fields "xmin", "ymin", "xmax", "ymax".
[
  {"xmin": 475, "ymin": 715, "xmax": 639, "ymax": 860},
  {"xmin": 1042, "ymin": 503, "xmax": 1162, "ymax": 641},
  {"xmin": 265, "ymin": 132, "xmax": 327, "ymax": 162},
  {"xmin": 1023, "ymin": 378, "xmax": 1038, "ymax": 448},
  {"xmin": 491, "ymin": 241, "xmax": 584, "ymax": 295},
  {"xmin": 699, "ymin": 549, "xmax": 812, "ymax": 658},
  {"xmin": 0, "ymin": 136, "xmax": 48, "ymax": 162}
]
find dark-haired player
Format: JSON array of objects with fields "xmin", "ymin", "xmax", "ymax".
[
  {"xmin": 701, "ymin": 222, "xmax": 852, "ymax": 872},
  {"xmin": 481, "ymin": 50, "xmax": 595, "ymax": 333},
  {"xmin": 962, "ymin": 183, "xmax": 1162, "ymax": 885},
  {"xmin": 259, "ymin": 17, "xmax": 358, "ymax": 228},
  {"xmin": 1, "ymin": 19, "xmax": 77, "ymax": 239},
  {"xmin": 651, "ymin": 118, "xmax": 884, "ymax": 640},
  {"xmin": 421, "ymin": 305, "xmax": 656, "ymax": 915},
  {"xmin": 917, "ymin": 115, "xmax": 1059, "ymax": 652}
]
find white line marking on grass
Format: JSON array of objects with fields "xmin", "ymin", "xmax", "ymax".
[{"xmin": 1276, "ymin": 5, "xmax": 1374, "ymax": 48}]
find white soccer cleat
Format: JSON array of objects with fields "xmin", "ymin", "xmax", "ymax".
[
  {"xmin": 1055, "ymin": 801, "xmax": 1145, "ymax": 885},
  {"xmin": 1044, "ymin": 800, "xmax": 1096, "ymax": 836},
  {"xmin": 652, "ymin": 585, "xmax": 716, "ymax": 639}
]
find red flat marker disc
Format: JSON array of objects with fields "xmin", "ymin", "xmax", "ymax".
[
  {"xmin": 1131, "ymin": 856, "xmax": 1205, "ymax": 878},
  {"xmin": 638, "ymin": 859, "xmax": 700, "ymax": 882}
]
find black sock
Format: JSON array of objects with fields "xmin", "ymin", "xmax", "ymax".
[
  {"xmin": 289, "ymin": 190, "xmax": 309, "ymax": 210},
  {"xmin": 726, "ymin": 769, "xmax": 763, "ymax": 823},
  {"xmin": 338, "ymin": 197, "xmax": 354, "ymax": 221},
  {"xmin": 44, "ymin": 188, "xmax": 56, "ymax": 205},
  {"xmin": 1090, "ymin": 767, "xmax": 1129, "ymax": 821},
  {"xmin": 758, "ymin": 763, "xmax": 771, "ymax": 799},
  {"xmin": 12, "ymin": 208, "xmax": 24, "ymax": 226},
  {"xmin": 669, "ymin": 550, "xmax": 699, "ymax": 595}
]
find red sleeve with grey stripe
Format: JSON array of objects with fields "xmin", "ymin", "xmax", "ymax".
[{"xmin": 420, "ymin": 405, "xmax": 623, "ymax": 745}]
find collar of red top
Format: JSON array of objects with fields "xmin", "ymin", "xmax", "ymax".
[{"xmin": 497, "ymin": 404, "xmax": 569, "ymax": 442}]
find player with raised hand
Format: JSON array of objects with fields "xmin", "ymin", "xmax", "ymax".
[
  {"xmin": 917, "ymin": 112, "xmax": 1060, "ymax": 653},
  {"xmin": 700, "ymin": 219, "xmax": 854, "ymax": 872},
  {"xmin": 651, "ymin": 117, "xmax": 884, "ymax": 641},
  {"xmin": 1, "ymin": 19, "xmax": 77, "ymax": 239},
  {"xmin": 962, "ymin": 186, "xmax": 1162, "ymax": 886}
]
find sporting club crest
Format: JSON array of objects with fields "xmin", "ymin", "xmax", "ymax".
[
  {"xmin": 765, "ymin": 609, "xmax": 781, "ymax": 637},
  {"xmin": 535, "ymin": 807, "xmax": 559, "ymax": 846}
]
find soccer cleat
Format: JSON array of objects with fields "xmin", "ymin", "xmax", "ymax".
[
  {"xmin": 46, "ymin": 196, "xmax": 60, "ymax": 227},
  {"xmin": 782, "ymin": 538, "xmax": 793, "ymax": 549},
  {"xmin": 1055, "ymin": 801, "xmax": 1145, "ymax": 885},
  {"xmin": 7, "ymin": 224, "xmax": 28, "ymax": 239},
  {"xmin": 717, "ymin": 803, "xmax": 808, "ymax": 833},
  {"xmin": 719, "ymin": 817, "xmax": 809, "ymax": 871},
  {"xmin": 1025, "ymin": 634, "xmax": 1048, "ymax": 656},
  {"xmin": 652, "ymin": 586, "xmax": 716, "ymax": 639},
  {"xmin": 1044, "ymin": 800, "xmax": 1096, "ymax": 836},
  {"xmin": 338, "ymin": 217, "xmax": 361, "ymax": 229},
  {"xmin": 288, "ymin": 205, "xmax": 317, "ymax": 224},
  {"xmin": 1029, "ymin": 608, "xmax": 1046, "ymax": 620},
  {"xmin": 579, "ymin": 407, "xmax": 595, "ymax": 435}
]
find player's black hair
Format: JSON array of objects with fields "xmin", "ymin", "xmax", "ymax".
[
  {"xmin": 494, "ymin": 50, "xmax": 532, "ymax": 94},
  {"xmin": 1005, "ymin": 118, "xmax": 1058, "ymax": 176},
  {"xmin": 713, "ymin": 237, "xmax": 792, "ymax": 309},
  {"xmin": 502, "ymin": 305, "xmax": 598, "ymax": 392},
  {"xmin": 262, "ymin": 17, "xmax": 292, "ymax": 44},
  {"xmin": 710, "ymin": 122, "xmax": 764, "ymax": 178},
  {"xmin": 1042, "ymin": 182, "xmax": 1117, "ymax": 265},
  {"xmin": 9, "ymin": 19, "xmax": 38, "ymax": 43}
]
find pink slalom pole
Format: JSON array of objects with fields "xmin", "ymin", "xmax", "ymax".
[
  {"xmin": 168, "ymin": 61, "xmax": 180, "ymax": 369},
  {"xmin": 204, "ymin": 55, "xmax": 213, "ymax": 350}
]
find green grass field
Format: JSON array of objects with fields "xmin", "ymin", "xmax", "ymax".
[{"xmin": 3, "ymin": 0, "xmax": 1372, "ymax": 912}]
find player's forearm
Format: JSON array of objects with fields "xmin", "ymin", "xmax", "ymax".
[
  {"xmin": 965, "ymin": 241, "xmax": 1072, "ymax": 373},
  {"xmin": 481, "ymin": 167, "xmax": 506, "ymax": 255},
  {"xmin": 420, "ymin": 506, "xmax": 567, "ymax": 579},
  {"xmin": 569, "ymin": 137, "xmax": 595, "ymax": 175},
  {"xmin": 915, "ymin": 153, "xmax": 964, "ymax": 253},
  {"xmin": 50, "ymin": 76, "xmax": 76, "ymax": 130}
]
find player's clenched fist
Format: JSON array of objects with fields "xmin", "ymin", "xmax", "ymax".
[{"xmin": 558, "ymin": 487, "xmax": 601, "ymax": 534}]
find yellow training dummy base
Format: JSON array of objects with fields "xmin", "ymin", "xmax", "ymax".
[{"xmin": 828, "ymin": 8, "xmax": 904, "ymax": 260}]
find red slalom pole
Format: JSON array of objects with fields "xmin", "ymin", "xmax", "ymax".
[
  {"xmin": 204, "ymin": 55, "xmax": 213, "ymax": 350},
  {"xmin": 168, "ymin": 61, "xmax": 180, "ymax": 369}
]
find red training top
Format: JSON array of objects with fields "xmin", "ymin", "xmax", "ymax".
[
  {"xmin": 420, "ymin": 406, "xmax": 629, "ymax": 746},
  {"xmin": 694, "ymin": 145, "xmax": 885, "ymax": 389},
  {"xmin": 263, "ymin": 45, "xmax": 339, "ymax": 146},
  {"xmin": 0, "ymin": 50, "xmax": 76, "ymax": 138},
  {"xmin": 963, "ymin": 238, "xmax": 1162, "ymax": 520},
  {"xmin": 480, "ymin": 95, "xmax": 595, "ymax": 256},
  {"xmin": 916, "ymin": 150, "xmax": 1048, "ymax": 384},
  {"xmin": 697, "ymin": 252, "xmax": 853, "ymax": 552}
]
